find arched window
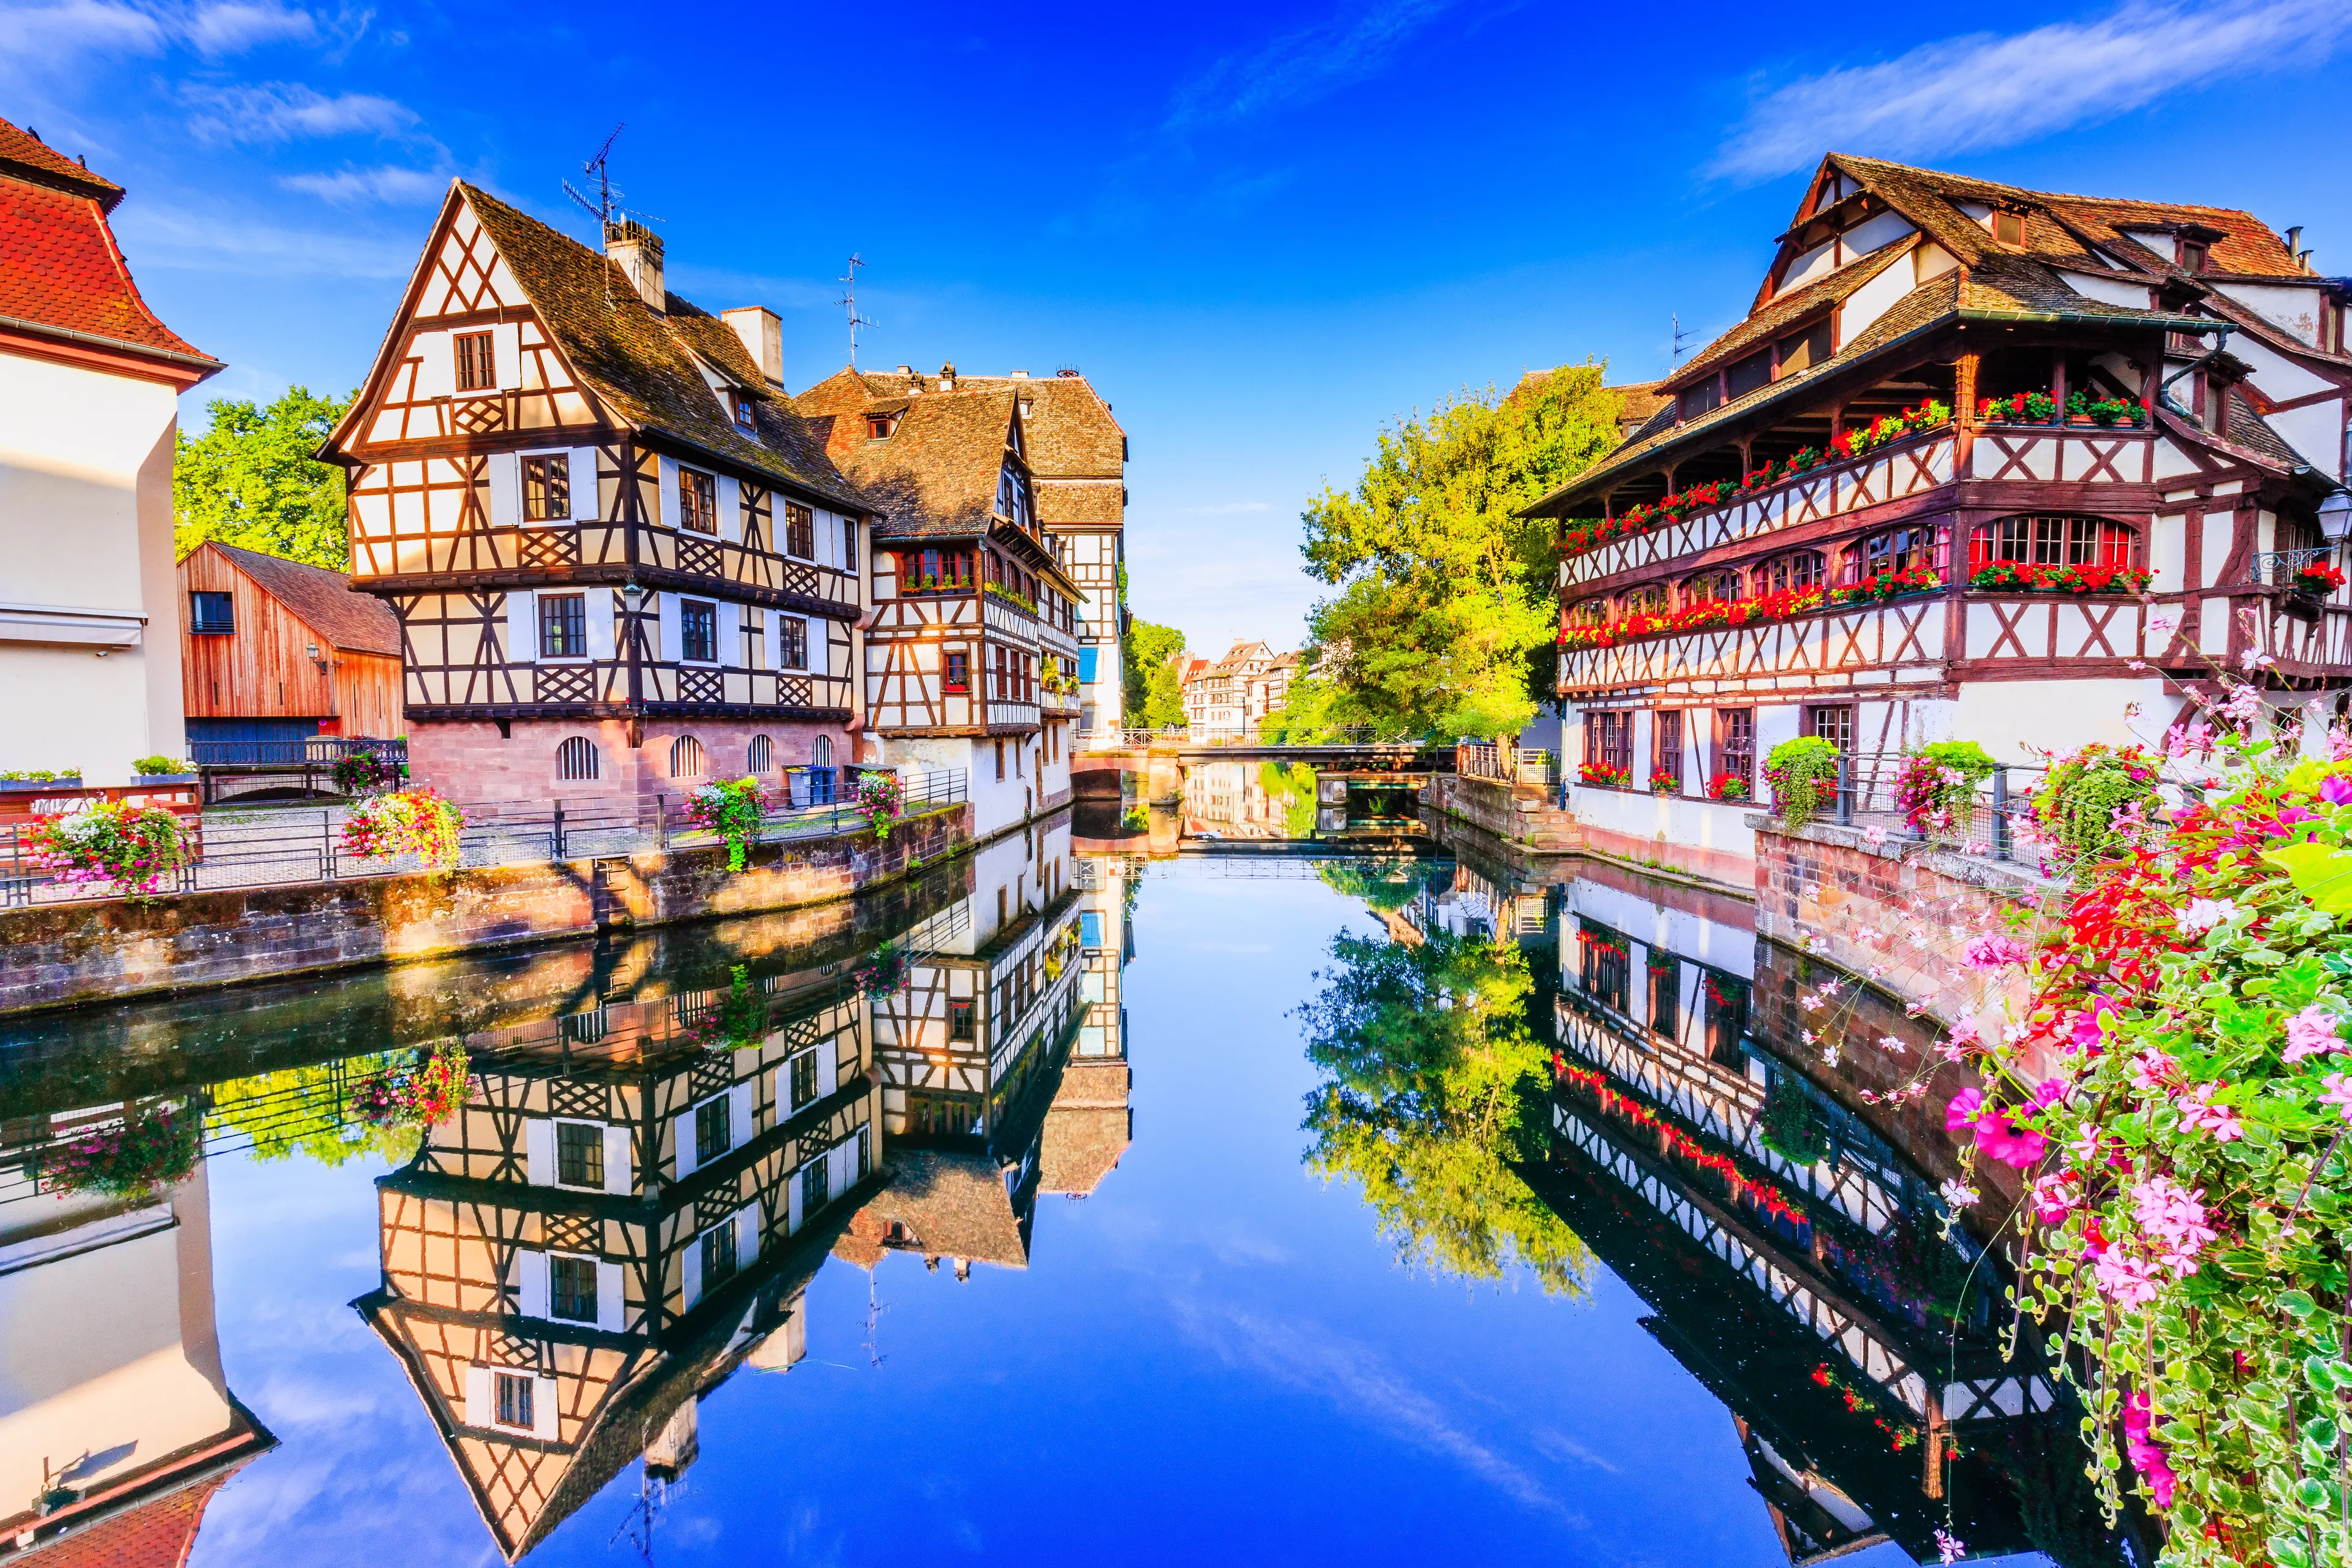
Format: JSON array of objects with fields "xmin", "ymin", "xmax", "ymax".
[
  {"xmin": 556, "ymin": 736, "xmax": 600, "ymax": 781},
  {"xmin": 1842, "ymin": 524, "xmax": 1945, "ymax": 583},
  {"xmin": 1567, "ymin": 598, "xmax": 1609, "ymax": 628},
  {"xmin": 669, "ymin": 735, "xmax": 705, "ymax": 780},
  {"xmin": 1681, "ymin": 569, "xmax": 1743, "ymax": 607},
  {"xmin": 1617, "ymin": 584, "xmax": 1669, "ymax": 619},
  {"xmin": 1757, "ymin": 551, "xmax": 1825, "ymax": 595},
  {"xmin": 813, "ymin": 734, "xmax": 834, "ymax": 767},
  {"xmin": 1967, "ymin": 514, "xmax": 2141, "ymax": 570},
  {"xmin": 746, "ymin": 734, "xmax": 774, "ymax": 774}
]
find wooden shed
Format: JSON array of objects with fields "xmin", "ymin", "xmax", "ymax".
[{"xmin": 179, "ymin": 541, "xmax": 403, "ymax": 745}]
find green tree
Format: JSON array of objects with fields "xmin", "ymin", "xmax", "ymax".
[
  {"xmin": 1300, "ymin": 364, "xmax": 1621, "ymax": 739},
  {"xmin": 1123, "ymin": 616, "xmax": 1189, "ymax": 730},
  {"xmin": 174, "ymin": 385, "xmax": 355, "ymax": 567},
  {"xmin": 1259, "ymin": 668, "xmax": 1343, "ymax": 742},
  {"xmin": 1294, "ymin": 927, "xmax": 1590, "ymax": 1294}
]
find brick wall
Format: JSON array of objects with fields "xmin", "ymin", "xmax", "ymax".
[
  {"xmin": 1422, "ymin": 774, "xmax": 1582, "ymax": 853},
  {"xmin": 407, "ymin": 715, "xmax": 852, "ymax": 809},
  {"xmin": 0, "ymin": 804, "xmax": 970, "ymax": 1017}
]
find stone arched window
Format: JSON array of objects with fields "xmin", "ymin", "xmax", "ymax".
[
  {"xmin": 556, "ymin": 736, "xmax": 599, "ymax": 781},
  {"xmin": 746, "ymin": 734, "xmax": 774, "ymax": 774},
  {"xmin": 668, "ymin": 735, "xmax": 705, "ymax": 780}
]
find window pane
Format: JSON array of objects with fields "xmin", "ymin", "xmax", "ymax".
[
  {"xmin": 701, "ymin": 1222, "xmax": 736, "ymax": 1286},
  {"xmin": 189, "ymin": 591, "xmax": 234, "ymax": 634},
  {"xmin": 802, "ymin": 1157, "xmax": 829, "ymax": 1212},
  {"xmin": 522, "ymin": 454, "xmax": 570, "ymax": 521},
  {"xmin": 551, "ymin": 1256, "xmax": 597, "ymax": 1322},
  {"xmin": 496, "ymin": 1371, "xmax": 532, "ymax": 1428},
  {"xmin": 695, "ymin": 1096, "xmax": 730, "ymax": 1162},
  {"xmin": 681, "ymin": 601, "xmax": 716, "ymax": 663},
  {"xmin": 790, "ymin": 1051, "xmax": 818, "ymax": 1109},
  {"xmin": 540, "ymin": 594, "xmax": 586, "ymax": 658},
  {"xmin": 556, "ymin": 1121, "xmax": 603, "ymax": 1185}
]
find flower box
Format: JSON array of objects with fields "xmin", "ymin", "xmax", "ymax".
[
  {"xmin": 131, "ymin": 774, "xmax": 197, "ymax": 787},
  {"xmin": 1967, "ymin": 562, "xmax": 2154, "ymax": 595},
  {"xmin": 1576, "ymin": 761, "xmax": 1633, "ymax": 788},
  {"xmin": 1, "ymin": 775, "xmax": 81, "ymax": 791}
]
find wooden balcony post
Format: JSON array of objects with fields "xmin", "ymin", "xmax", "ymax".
[{"xmin": 1954, "ymin": 350, "xmax": 1979, "ymax": 477}]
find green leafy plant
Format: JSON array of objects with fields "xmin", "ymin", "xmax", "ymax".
[
  {"xmin": 856, "ymin": 771, "xmax": 905, "ymax": 842},
  {"xmin": 2029, "ymin": 743, "xmax": 2162, "ymax": 873},
  {"xmin": 1757, "ymin": 1071, "xmax": 1831, "ymax": 1165},
  {"xmin": 341, "ymin": 788, "xmax": 465, "ymax": 871},
  {"xmin": 1893, "ymin": 741, "xmax": 1997, "ymax": 839},
  {"xmin": 1, "ymin": 769, "xmax": 80, "ymax": 783},
  {"xmin": 44, "ymin": 1104, "xmax": 202, "ymax": 1196},
  {"xmin": 687, "ymin": 777, "xmax": 767, "ymax": 870},
  {"xmin": 355, "ymin": 1043, "xmax": 469, "ymax": 1129},
  {"xmin": 132, "ymin": 755, "xmax": 192, "ymax": 775},
  {"xmin": 331, "ymin": 750, "xmax": 408, "ymax": 796},
  {"xmin": 1763, "ymin": 736, "xmax": 1841, "ymax": 829}
]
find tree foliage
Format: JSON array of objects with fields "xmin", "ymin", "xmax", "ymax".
[
  {"xmin": 1300, "ymin": 364, "xmax": 1621, "ymax": 740},
  {"xmin": 1294, "ymin": 927, "xmax": 1591, "ymax": 1294},
  {"xmin": 174, "ymin": 385, "xmax": 355, "ymax": 567},
  {"xmin": 1123, "ymin": 616, "xmax": 1189, "ymax": 730}
]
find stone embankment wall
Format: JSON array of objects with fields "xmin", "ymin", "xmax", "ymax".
[
  {"xmin": 1421, "ymin": 775, "xmax": 1581, "ymax": 853},
  {"xmin": 0, "ymin": 805, "xmax": 971, "ymax": 1017}
]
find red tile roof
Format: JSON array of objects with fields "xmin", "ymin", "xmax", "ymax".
[{"xmin": 0, "ymin": 113, "xmax": 216, "ymax": 370}]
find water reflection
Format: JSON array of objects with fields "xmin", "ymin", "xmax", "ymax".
[
  {"xmin": 1181, "ymin": 760, "xmax": 1427, "ymax": 846},
  {"xmin": 0, "ymin": 822, "xmax": 2143, "ymax": 1564}
]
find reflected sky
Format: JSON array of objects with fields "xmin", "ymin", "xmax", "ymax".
[{"xmin": 6, "ymin": 850, "xmax": 2069, "ymax": 1566}]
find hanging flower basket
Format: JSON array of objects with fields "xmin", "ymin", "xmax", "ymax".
[
  {"xmin": 26, "ymin": 799, "xmax": 193, "ymax": 900},
  {"xmin": 342, "ymin": 788, "xmax": 464, "ymax": 870},
  {"xmin": 332, "ymin": 750, "xmax": 409, "ymax": 797},
  {"xmin": 852, "ymin": 941, "xmax": 912, "ymax": 998},
  {"xmin": 857, "ymin": 771, "xmax": 906, "ymax": 842},
  {"xmin": 44, "ymin": 1104, "xmax": 202, "ymax": 1196},
  {"xmin": 687, "ymin": 777, "xmax": 768, "ymax": 871},
  {"xmin": 354, "ymin": 1042, "xmax": 470, "ymax": 1129}
]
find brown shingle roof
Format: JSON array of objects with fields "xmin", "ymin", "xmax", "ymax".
[
  {"xmin": 450, "ymin": 185, "xmax": 867, "ymax": 514},
  {"xmin": 1039, "ymin": 1061, "xmax": 1131, "ymax": 1197},
  {"xmin": 208, "ymin": 541, "xmax": 402, "ymax": 655},
  {"xmin": 793, "ymin": 369, "xmax": 1016, "ymax": 537},
  {"xmin": 954, "ymin": 372, "xmax": 1126, "ymax": 477}
]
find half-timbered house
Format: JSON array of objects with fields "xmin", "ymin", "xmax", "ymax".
[
  {"xmin": 321, "ymin": 184, "xmax": 871, "ymax": 807},
  {"xmin": 796, "ymin": 366, "xmax": 1083, "ymax": 837},
  {"xmin": 354, "ymin": 966, "xmax": 878, "ymax": 1559},
  {"xmin": 1527, "ymin": 154, "xmax": 2352, "ymax": 882}
]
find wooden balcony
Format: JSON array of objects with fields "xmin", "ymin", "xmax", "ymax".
[
  {"xmin": 352, "ymin": 519, "xmax": 860, "ymax": 618},
  {"xmin": 986, "ymin": 697, "xmax": 1042, "ymax": 731},
  {"xmin": 1563, "ymin": 424, "xmax": 2162, "ymax": 590}
]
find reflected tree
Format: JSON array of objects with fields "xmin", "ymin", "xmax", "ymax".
[
  {"xmin": 1313, "ymin": 856, "xmax": 1449, "ymax": 914},
  {"xmin": 1257, "ymin": 762, "xmax": 1318, "ymax": 838},
  {"xmin": 1295, "ymin": 929, "xmax": 1590, "ymax": 1295},
  {"xmin": 207, "ymin": 1054, "xmax": 430, "ymax": 1169}
]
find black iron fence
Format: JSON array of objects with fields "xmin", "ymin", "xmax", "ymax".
[
  {"xmin": 0, "ymin": 766, "xmax": 969, "ymax": 908},
  {"xmin": 1773, "ymin": 751, "xmax": 2052, "ymax": 862}
]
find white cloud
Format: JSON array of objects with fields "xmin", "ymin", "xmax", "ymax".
[
  {"xmin": 111, "ymin": 198, "xmax": 414, "ymax": 276},
  {"xmin": 279, "ymin": 163, "xmax": 443, "ymax": 203},
  {"xmin": 0, "ymin": 0, "xmax": 164, "ymax": 88},
  {"xmin": 186, "ymin": 0, "xmax": 314, "ymax": 54},
  {"xmin": 1164, "ymin": 0, "xmax": 1494, "ymax": 133},
  {"xmin": 186, "ymin": 81, "xmax": 415, "ymax": 141},
  {"xmin": 1716, "ymin": 0, "xmax": 2352, "ymax": 182}
]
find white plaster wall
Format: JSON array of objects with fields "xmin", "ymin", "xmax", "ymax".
[
  {"xmin": 2233, "ymin": 334, "xmax": 2334, "ymax": 402},
  {"xmin": 2062, "ymin": 273, "xmax": 2154, "ymax": 311},
  {"xmin": 1783, "ymin": 238, "xmax": 1837, "ymax": 292},
  {"xmin": 1950, "ymin": 677, "xmax": 2172, "ymax": 762},
  {"xmin": 1567, "ymin": 785, "xmax": 1758, "ymax": 863},
  {"xmin": 2217, "ymin": 283, "xmax": 2324, "ymax": 345},
  {"xmin": 1843, "ymin": 210, "xmax": 1915, "ymax": 260},
  {"xmin": 1841, "ymin": 256, "xmax": 1920, "ymax": 343},
  {"xmin": 0, "ymin": 350, "xmax": 184, "ymax": 780},
  {"xmin": 886, "ymin": 733, "xmax": 1039, "ymax": 840},
  {"xmin": 1572, "ymin": 876, "xmax": 1753, "ymax": 979},
  {"xmin": 2149, "ymin": 513, "xmax": 2189, "ymax": 593},
  {"xmin": 2269, "ymin": 399, "xmax": 2346, "ymax": 480}
]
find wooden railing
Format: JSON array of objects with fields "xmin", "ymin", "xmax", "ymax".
[{"xmin": 1456, "ymin": 742, "xmax": 1555, "ymax": 786}]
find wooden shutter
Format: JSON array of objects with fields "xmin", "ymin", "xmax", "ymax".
[
  {"xmin": 734, "ymin": 1206, "xmax": 759, "ymax": 1267},
  {"xmin": 524, "ymin": 1118, "xmax": 555, "ymax": 1185},
  {"xmin": 728, "ymin": 1081, "xmax": 753, "ymax": 1148},
  {"xmin": 682, "ymin": 1231, "xmax": 703, "ymax": 1308},
  {"xmin": 517, "ymin": 1250, "xmax": 549, "ymax": 1319},
  {"xmin": 601, "ymin": 1125, "xmax": 633, "ymax": 1195},
  {"xmin": 595, "ymin": 1261, "xmax": 625, "ymax": 1332},
  {"xmin": 674, "ymin": 1108, "xmax": 698, "ymax": 1178},
  {"xmin": 530, "ymin": 1377, "xmax": 559, "ymax": 1441},
  {"xmin": 463, "ymin": 1365, "xmax": 492, "ymax": 1427}
]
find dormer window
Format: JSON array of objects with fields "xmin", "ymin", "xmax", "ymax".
[
  {"xmin": 867, "ymin": 414, "xmax": 897, "ymax": 440},
  {"xmin": 1991, "ymin": 209, "xmax": 2026, "ymax": 248},
  {"xmin": 730, "ymin": 389, "xmax": 756, "ymax": 432},
  {"xmin": 2181, "ymin": 239, "xmax": 2209, "ymax": 275}
]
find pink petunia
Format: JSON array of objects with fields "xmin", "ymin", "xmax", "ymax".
[
  {"xmin": 1974, "ymin": 1107, "xmax": 2050, "ymax": 1169},
  {"xmin": 2285, "ymin": 1004, "xmax": 2346, "ymax": 1063},
  {"xmin": 1943, "ymin": 1087, "xmax": 1984, "ymax": 1135}
]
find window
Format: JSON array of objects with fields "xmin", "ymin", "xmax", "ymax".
[
  {"xmin": 944, "ymin": 650, "xmax": 970, "ymax": 693},
  {"xmin": 679, "ymin": 600, "xmax": 717, "ymax": 663},
  {"xmin": 1992, "ymin": 209, "xmax": 2026, "ymax": 248},
  {"xmin": 2180, "ymin": 239, "xmax": 2209, "ymax": 275},
  {"xmin": 783, "ymin": 502, "xmax": 814, "ymax": 559},
  {"xmin": 2203, "ymin": 375, "xmax": 2230, "ymax": 435},
  {"xmin": 1805, "ymin": 704, "xmax": 1853, "ymax": 758},
  {"xmin": 1776, "ymin": 319, "xmax": 1832, "ymax": 378},
  {"xmin": 1616, "ymin": 584, "xmax": 1669, "ymax": 619},
  {"xmin": 731, "ymin": 388, "xmax": 756, "ymax": 431},
  {"xmin": 1653, "ymin": 709, "xmax": 1683, "ymax": 791},
  {"xmin": 866, "ymin": 413, "xmax": 896, "ymax": 440},
  {"xmin": 1844, "ymin": 525, "xmax": 1943, "ymax": 583},
  {"xmin": 550, "ymin": 1256, "xmax": 597, "ymax": 1322},
  {"xmin": 1758, "ymin": 551, "xmax": 1825, "ymax": 595},
  {"xmin": 539, "ymin": 593, "xmax": 586, "ymax": 658},
  {"xmin": 189, "ymin": 590, "xmax": 233, "ymax": 635},
  {"xmin": 1681, "ymin": 569, "xmax": 1742, "ymax": 606},
  {"xmin": 1704, "ymin": 973, "xmax": 1750, "ymax": 1066},
  {"xmin": 522, "ymin": 454, "xmax": 570, "ymax": 522},
  {"xmin": 1677, "ymin": 378, "xmax": 1722, "ymax": 423},
  {"xmin": 1967, "ymin": 516, "xmax": 2140, "ymax": 571},
  {"xmin": 813, "ymin": 734, "xmax": 832, "ymax": 769},
  {"xmin": 1716, "ymin": 708, "xmax": 1754, "ymax": 791},
  {"xmin": 789, "ymin": 1050, "xmax": 818, "ymax": 1109},
  {"xmin": 1648, "ymin": 952, "xmax": 1680, "ymax": 1039},
  {"xmin": 677, "ymin": 467, "xmax": 717, "ymax": 534},
  {"xmin": 694, "ymin": 1096, "xmax": 731, "ymax": 1164},
  {"xmin": 700, "ymin": 1221, "xmax": 736, "ymax": 1287},
  {"xmin": 801, "ymin": 1157, "xmax": 829, "ymax": 1213},
  {"xmin": 455, "ymin": 331, "xmax": 496, "ymax": 392},
  {"xmin": 1725, "ymin": 347, "xmax": 1773, "ymax": 400},
  {"xmin": 669, "ymin": 735, "xmax": 705, "ymax": 779},
  {"xmin": 1578, "ymin": 921, "xmax": 1629, "ymax": 1014},
  {"xmin": 494, "ymin": 1371, "xmax": 534, "ymax": 1430},
  {"xmin": 1566, "ymin": 598, "xmax": 1608, "ymax": 629},
  {"xmin": 557, "ymin": 736, "xmax": 600, "ymax": 781},
  {"xmin": 842, "ymin": 518, "xmax": 858, "ymax": 571},
  {"xmin": 949, "ymin": 999, "xmax": 975, "ymax": 1041},
  {"xmin": 747, "ymin": 734, "xmax": 774, "ymax": 774},
  {"xmin": 1584, "ymin": 710, "xmax": 1632, "ymax": 778},
  {"xmin": 556, "ymin": 1121, "xmax": 605, "ymax": 1186},
  {"xmin": 778, "ymin": 616, "xmax": 807, "ymax": 671}
]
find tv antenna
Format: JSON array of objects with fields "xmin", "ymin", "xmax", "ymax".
[
  {"xmin": 839, "ymin": 254, "xmax": 873, "ymax": 366},
  {"xmin": 1671, "ymin": 312, "xmax": 1701, "ymax": 364},
  {"xmin": 563, "ymin": 123, "xmax": 627, "ymax": 230}
]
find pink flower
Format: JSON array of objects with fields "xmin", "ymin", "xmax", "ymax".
[
  {"xmin": 2174, "ymin": 897, "xmax": 2234, "ymax": 935},
  {"xmin": 1943, "ymin": 1087, "xmax": 1984, "ymax": 1134},
  {"xmin": 1963, "ymin": 933, "xmax": 2029, "ymax": 970},
  {"xmin": 2071, "ymin": 1005, "xmax": 2114, "ymax": 1053},
  {"xmin": 2029, "ymin": 1170, "xmax": 2078, "ymax": 1224},
  {"xmin": 2131, "ymin": 1175, "xmax": 2215, "ymax": 1276},
  {"xmin": 2324, "ymin": 775, "xmax": 2352, "ymax": 807},
  {"xmin": 1946, "ymin": 1015, "xmax": 1980, "ymax": 1048},
  {"xmin": 2128, "ymin": 1050, "xmax": 2179, "ymax": 1093},
  {"xmin": 2176, "ymin": 1083, "xmax": 2244, "ymax": 1142},
  {"xmin": 2285, "ymin": 1004, "xmax": 2346, "ymax": 1063},
  {"xmin": 2323, "ymin": 1073, "xmax": 2352, "ymax": 1123},
  {"xmin": 2122, "ymin": 1392, "xmax": 2179, "ymax": 1509},
  {"xmin": 1975, "ymin": 1107, "xmax": 2050, "ymax": 1168},
  {"xmin": 2091, "ymin": 1248, "xmax": 2161, "ymax": 1306}
]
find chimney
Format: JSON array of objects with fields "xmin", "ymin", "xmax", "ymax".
[
  {"xmin": 938, "ymin": 360, "xmax": 957, "ymax": 392},
  {"xmin": 603, "ymin": 219, "xmax": 665, "ymax": 312},
  {"xmin": 722, "ymin": 306, "xmax": 783, "ymax": 386}
]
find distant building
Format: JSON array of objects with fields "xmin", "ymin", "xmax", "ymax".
[
  {"xmin": 179, "ymin": 540, "xmax": 404, "ymax": 753},
  {"xmin": 1179, "ymin": 639, "xmax": 1302, "ymax": 737},
  {"xmin": 0, "ymin": 116, "xmax": 222, "ymax": 783}
]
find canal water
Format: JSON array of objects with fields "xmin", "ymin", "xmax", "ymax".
[{"xmin": 0, "ymin": 801, "xmax": 2121, "ymax": 1566}]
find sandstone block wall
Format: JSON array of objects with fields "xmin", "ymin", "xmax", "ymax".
[{"xmin": 0, "ymin": 804, "xmax": 970, "ymax": 1017}]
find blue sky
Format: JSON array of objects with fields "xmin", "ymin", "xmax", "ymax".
[{"xmin": 8, "ymin": 0, "xmax": 2349, "ymax": 657}]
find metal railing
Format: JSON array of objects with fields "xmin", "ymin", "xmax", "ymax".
[
  {"xmin": 0, "ymin": 766, "xmax": 969, "ymax": 907},
  {"xmin": 1775, "ymin": 752, "xmax": 2051, "ymax": 863},
  {"xmin": 189, "ymin": 736, "xmax": 409, "ymax": 768},
  {"xmin": 2250, "ymin": 546, "xmax": 2336, "ymax": 588},
  {"xmin": 1456, "ymin": 743, "xmax": 1555, "ymax": 786}
]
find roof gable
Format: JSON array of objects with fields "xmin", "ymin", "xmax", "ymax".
[
  {"xmin": 0, "ymin": 115, "xmax": 123, "ymax": 210},
  {"xmin": 206, "ymin": 541, "xmax": 402, "ymax": 655}
]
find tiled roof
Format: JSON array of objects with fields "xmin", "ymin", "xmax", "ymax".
[
  {"xmin": 951, "ymin": 371, "xmax": 1126, "ymax": 477},
  {"xmin": 207, "ymin": 541, "xmax": 402, "ymax": 655},
  {"xmin": 1039, "ymin": 1061, "xmax": 1131, "ymax": 1196},
  {"xmin": 450, "ymin": 185, "xmax": 865, "ymax": 514},
  {"xmin": 794, "ymin": 368, "xmax": 1024, "ymax": 536},
  {"xmin": 0, "ymin": 120, "xmax": 215, "ymax": 369},
  {"xmin": 1036, "ymin": 477, "xmax": 1121, "ymax": 526},
  {"xmin": 840, "ymin": 1148, "xmax": 1031, "ymax": 1269},
  {"xmin": 0, "ymin": 115, "xmax": 123, "ymax": 209}
]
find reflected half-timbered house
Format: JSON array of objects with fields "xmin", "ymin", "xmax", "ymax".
[
  {"xmin": 1529, "ymin": 154, "xmax": 2352, "ymax": 880},
  {"xmin": 795, "ymin": 366, "xmax": 1082, "ymax": 837},
  {"xmin": 322, "ymin": 184, "xmax": 872, "ymax": 807},
  {"xmin": 353, "ymin": 966, "xmax": 880, "ymax": 1559}
]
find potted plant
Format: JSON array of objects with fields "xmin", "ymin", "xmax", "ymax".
[
  {"xmin": 342, "ymin": 788, "xmax": 466, "ymax": 872},
  {"xmin": 43, "ymin": 1103, "xmax": 202, "ymax": 1195},
  {"xmin": 1576, "ymin": 760, "xmax": 1632, "ymax": 788},
  {"xmin": 2291, "ymin": 559, "xmax": 2345, "ymax": 599},
  {"xmin": 1706, "ymin": 771, "xmax": 1751, "ymax": 802},
  {"xmin": 1, "ymin": 768, "xmax": 83, "ymax": 793},
  {"xmin": 1890, "ymin": 741, "xmax": 1996, "ymax": 840},
  {"xmin": 131, "ymin": 755, "xmax": 197, "ymax": 785},
  {"xmin": 1762, "ymin": 736, "xmax": 1841, "ymax": 829},
  {"xmin": 687, "ymin": 777, "xmax": 768, "ymax": 871},
  {"xmin": 1648, "ymin": 768, "xmax": 1679, "ymax": 795},
  {"xmin": 26, "ymin": 799, "xmax": 193, "ymax": 900},
  {"xmin": 331, "ymin": 750, "xmax": 408, "ymax": 797}
]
